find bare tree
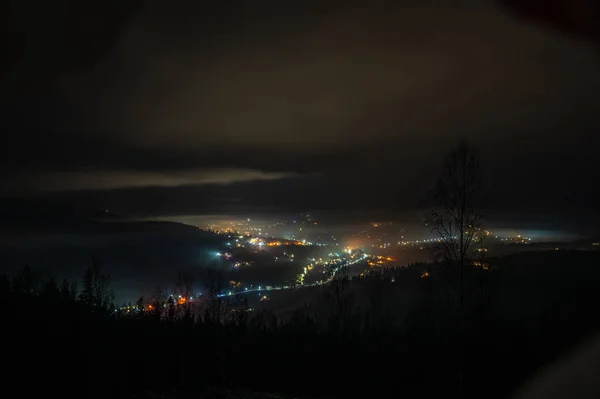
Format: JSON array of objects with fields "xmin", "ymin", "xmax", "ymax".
[
  {"xmin": 151, "ymin": 286, "xmax": 169, "ymax": 320},
  {"xmin": 12, "ymin": 265, "xmax": 38, "ymax": 296},
  {"xmin": 176, "ymin": 273, "xmax": 194, "ymax": 299},
  {"xmin": 425, "ymin": 140, "xmax": 482, "ymax": 310},
  {"xmin": 425, "ymin": 140, "xmax": 483, "ymax": 396},
  {"xmin": 79, "ymin": 257, "xmax": 114, "ymax": 312},
  {"xmin": 176, "ymin": 272, "xmax": 195, "ymax": 320},
  {"xmin": 135, "ymin": 296, "xmax": 145, "ymax": 312}
]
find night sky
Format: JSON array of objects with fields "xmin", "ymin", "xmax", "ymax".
[{"xmin": 2, "ymin": 1, "xmax": 599, "ymax": 230}]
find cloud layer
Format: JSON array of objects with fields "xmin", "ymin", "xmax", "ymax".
[{"xmin": 1, "ymin": 0, "xmax": 598, "ymax": 226}]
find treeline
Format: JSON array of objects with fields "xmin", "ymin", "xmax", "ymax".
[{"xmin": 2, "ymin": 250, "xmax": 600, "ymax": 398}]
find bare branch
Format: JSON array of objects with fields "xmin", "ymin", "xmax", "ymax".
[{"xmin": 424, "ymin": 141, "xmax": 483, "ymax": 306}]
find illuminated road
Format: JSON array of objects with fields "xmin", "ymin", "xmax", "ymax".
[
  {"xmin": 128, "ymin": 249, "xmax": 370, "ymax": 312},
  {"xmin": 218, "ymin": 256, "xmax": 366, "ymax": 298}
]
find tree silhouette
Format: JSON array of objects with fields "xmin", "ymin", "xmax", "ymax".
[
  {"xmin": 12, "ymin": 265, "xmax": 37, "ymax": 295},
  {"xmin": 425, "ymin": 140, "xmax": 483, "ymax": 395},
  {"xmin": 136, "ymin": 296, "xmax": 145, "ymax": 313},
  {"xmin": 59, "ymin": 278, "xmax": 76, "ymax": 302},
  {"xmin": 80, "ymin": 267, "xmax": 94, "ymax": 305},
  {"xmin": 150, "ymin": 286, "xmax": 169, "ymax": 320},
  {"xmin": 166, "ymin": 295, "xmax": 176, "ymax": 323},
  {"xmin": 176, "ymin": 272, "xmax": 194, "ymax": 320},
  {"xmin": 79, "ymin": 257, "xmax": 114, "ymax": 312},
  {"xmin": 425, "ymin": 140, "xmax": 483, "ymax": 310}
]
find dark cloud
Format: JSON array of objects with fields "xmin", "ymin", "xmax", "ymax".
[
  {"xmin": 1, "ymin": 0, "xmax": 598, "ymax": 230},
  {"xmin": 1, "ymin": 0, "xmax": 144, "ymax": 79},
  {"xmin": 59, "ymin": 0, "xmax": 599, "ymax": 149}
]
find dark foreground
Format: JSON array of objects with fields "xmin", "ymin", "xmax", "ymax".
[
  {"xmin": 3, "ymin": 250, "xmax": 599, "ymax": 398},
  {"xmin": 129, "ymin": 389, "xmax": 314, "ymax": 399}
]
